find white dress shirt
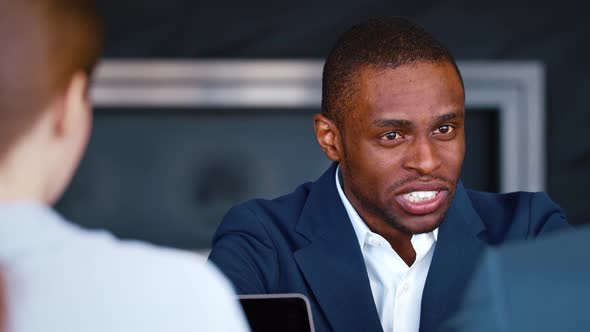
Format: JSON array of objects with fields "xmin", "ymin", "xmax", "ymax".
[
  {"xmin": 336, "ymin": 167, "xmax": 437, "ymax": 332},
  {"xmin": 0, "ymin": 202, "xmax": 249, "ymax": 332}
]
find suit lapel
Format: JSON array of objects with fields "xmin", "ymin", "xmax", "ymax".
[
  {"xmin": 419, "ymin": 183, "xmax": 487, "ymax": 332},
  {"xmin": 294, "ymin": 164, "xmax": 383, "ymax": 332}
]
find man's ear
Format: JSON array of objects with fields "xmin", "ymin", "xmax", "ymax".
[
  {"xmin": 314, "ymin": 113, "xmax": 343, "ymax": 162},
  {"xmin": 54, "ymin": 71, "xmax": 91, "ymax": 137}
]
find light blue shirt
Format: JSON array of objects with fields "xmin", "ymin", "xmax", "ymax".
[{"xmin": 0, "ymin": 202, "xmax": 249, "ymax": 332}]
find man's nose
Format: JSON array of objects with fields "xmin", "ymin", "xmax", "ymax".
[{"xmin": 402, "ymin": 137, "xmax": 442, "ymax": 176}]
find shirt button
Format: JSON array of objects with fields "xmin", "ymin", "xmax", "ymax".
[{"xmin": 403, "ymin": 282, "xmax": 410, "ymax": 291}]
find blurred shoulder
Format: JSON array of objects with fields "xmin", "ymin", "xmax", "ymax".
[
  {"xmin": 6, "ymin": 216, "xmax": 248, "ymax": 331},
  {"xmin": 71, "ymin": 227, "xmax": 229, "ymax": 292}
]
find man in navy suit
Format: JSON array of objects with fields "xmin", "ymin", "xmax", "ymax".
[{"xmin": 209, "ymin": 17, "xmax": 569, "ymax": 332}]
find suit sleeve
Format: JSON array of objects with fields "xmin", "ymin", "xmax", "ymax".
[
  {"xmin": 208, "ymin": 204, "xmax": 279, "ymax": 294},
  {"xmin": 528, "ymin": 192, "xmax": 570, "ymax": 236}
]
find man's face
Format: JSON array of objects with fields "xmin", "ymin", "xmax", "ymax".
[{"xmin": 338, "ymin": 61, "xmax": 465, "ymax": 235}]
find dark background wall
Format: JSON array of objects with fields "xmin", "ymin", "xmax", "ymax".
[{"xmin": 61, "ymin": 0, "xmax": 588, "ymax": 247}]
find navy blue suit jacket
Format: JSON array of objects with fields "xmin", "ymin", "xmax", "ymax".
[{"xmin": 209, "ymin": 164, "xmax": 569, "ymax": 332}]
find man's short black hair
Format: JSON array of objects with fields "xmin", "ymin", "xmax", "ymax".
[{"xmin": 321, "ymin": 17, "xmax": 463, "ymax": 127}]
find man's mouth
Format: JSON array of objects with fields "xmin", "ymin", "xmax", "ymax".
[
  {"xmin": 395, "ymin": 190, "xmax": 448, "ymax": 215},
  {"xmin": 402, "ymin": 191, "xmax": 439, "ymax": 203}
]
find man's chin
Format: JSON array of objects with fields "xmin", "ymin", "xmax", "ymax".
[{"xmin": 387, "ymin": 212, "xmax": 446, "ymax": 235}]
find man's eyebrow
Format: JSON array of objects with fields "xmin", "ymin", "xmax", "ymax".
[
  {"xmin": 372, "ymin": 112, "xmax": 464, "ymax": 128},
  {"xmin": 436, "ymin": 111, "xmax": 464, "ymax": 123},
  {"xmin": 372, "ymin": 119, "xmax": 415, "ymax": 129}
]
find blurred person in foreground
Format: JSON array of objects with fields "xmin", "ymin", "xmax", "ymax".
[
  {"xmin": 441, "ymin": 226, "xmax": 590, "ymax": 332},
  {"xmin": 0, "ymin": 1, "xmax": 248, "ymax": 331},
  {"xmin": 209, "ymin": 17, "xmax": 570, "ymax": 332}
]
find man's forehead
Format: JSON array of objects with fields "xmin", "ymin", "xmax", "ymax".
[
  {"xmin": 339, "ymin": 63, "xmax": 464, "ymax": 127},
  {"xmin": 357, "ymin": 62, "xmax": 462, "ymax": 91}
]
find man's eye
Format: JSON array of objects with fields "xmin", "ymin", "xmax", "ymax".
[
  {"xmin": 380, "ymin": 131, "xmax": 402, "ymax": 140},
  {"xmin": 434, "ymin": 125, "xmax": 454, "ymax": 135}
]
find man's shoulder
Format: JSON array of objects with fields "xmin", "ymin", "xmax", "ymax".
[
  {"xmin": 210, "ymin": 179, "xmax": 319, "ymax": 273},
  {"xmin": 224, "ymin": 181, "xmax": 314, "ymax": 226},
  {"xmin": 465, "ymin": 189, "xmax": 557, "ymax": 209},
  {"xmin": 463, "ymin": 189, "xmax": 568, "ymax": 240},
  {"xmin": 465, "ymin": 189, "xmax": 562, "ymax": 216},
  {"xmin": 219, "ymin": 164, "xmax": 339, "ymax": 234}
]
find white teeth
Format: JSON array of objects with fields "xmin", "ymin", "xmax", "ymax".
[{"xmin": 402, "ymin": 191, "xmax": 438, "ymax": 203}]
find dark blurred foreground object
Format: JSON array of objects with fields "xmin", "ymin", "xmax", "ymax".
[
  {"xmin": 441, "ymin": 226, "xmax": 590, "ymax": 332},
  {"xmin": 239, "ymin": 294, "xmax": 315, "ymax": 332}
]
